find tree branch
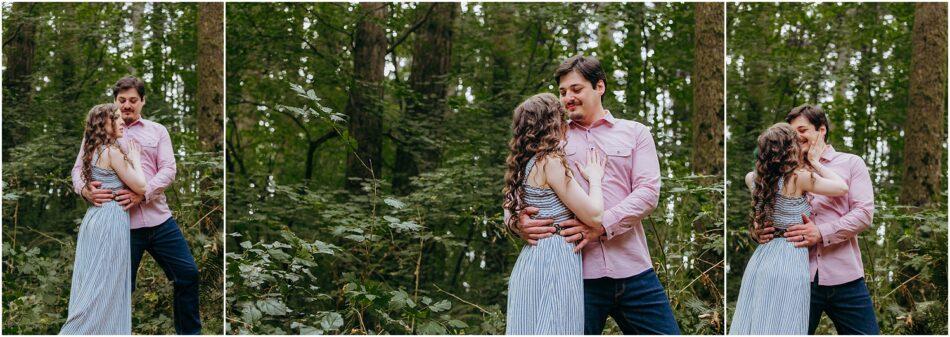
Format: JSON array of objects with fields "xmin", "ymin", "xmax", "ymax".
[{"xmin": 386, "ymin": 3, "xmax": 436, "ymax": 55}]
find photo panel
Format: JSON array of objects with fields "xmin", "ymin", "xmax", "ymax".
[
  {"xmin": 225, "ymin": 2, "xmax": 725, "ymax": 335},
  {"xmin": 725, "ymin": 2, "xmax": 947, "ymax": 335},
  {"xmin": 2, "ymin": 2, "xmax": 224, "ymax": 334}
]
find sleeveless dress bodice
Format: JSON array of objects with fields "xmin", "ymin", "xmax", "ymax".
[
  {"xmin": 60, "ymin": 146, "xmax": 132, "ymax": 335},
  {"xmin": 729, "ymin": 174, "xmax": 812, "ymax": 335},
  {"xmin": 506, "ymin": 155, "xmax": 584, "ymax": 335}
]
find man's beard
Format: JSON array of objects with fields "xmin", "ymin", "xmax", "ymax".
[{"xmin": 122, "ymin": 114, "xmax": 138, "ymax": 124}]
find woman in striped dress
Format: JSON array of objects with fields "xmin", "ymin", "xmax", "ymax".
[
  {"xmin": 502, "ymin": 93, "xmax": 606, "ymax": 335},
  {"xmin": 729, "ymin": 123, "xmax": 849, "ymax": 334},
  {"xmin": 60, "ymin": 104, "xmax": 147, "ymax": 335}
]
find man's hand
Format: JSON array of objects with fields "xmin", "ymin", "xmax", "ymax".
[
  {"xmin": 560, "ymin": 219, "xmax": 605, "ymax": 253},
  {"xmin": 81, "ymin": 181, "xmax": 114, "ymax": 207},
  {"xmin": 784, "ymin": 214, "xmax": 822, "ymax": 248},
  {"xmin": 752, "ymin": 225, "xmax": 776, "ymax": 244},
  {"xmin": 115, "ymin": 189, "xmax": 144, "ymax": 211},
  {"xmin": 516, "ymin": 207, "xmax": 555, "ymax": 246}
]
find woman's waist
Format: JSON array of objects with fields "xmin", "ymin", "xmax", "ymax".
[
  {"xmin": 526, "ymin": 205, "xmax": 573, "ymax": 220},
  {"xmin": 88, "ymin": 200, "xmax": 131, "ymax": 211}
]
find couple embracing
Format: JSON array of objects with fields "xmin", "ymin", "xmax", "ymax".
[
  {"xmin": 502, "ymin": 55, "xmax": 680, "ymax": 335},
  {"xmin": 59, "ymin": 76, "xmax": 201, "ymax": 335},
  {"xmin": 730, "ymin": 105, "xmax": 880, "ymax": 335}
]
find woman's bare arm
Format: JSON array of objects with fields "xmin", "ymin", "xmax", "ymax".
[
  {"xmin": 544, "ymin": 152, "xmax": 605, "ymax": 228},
  {"xmin": 107, "ymin": 146, "xmax": 147, "ymax": 195}
]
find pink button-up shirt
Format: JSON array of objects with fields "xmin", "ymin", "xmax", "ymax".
[
  {"xmin": 808, "ymin": 146, "xmax": 874, "ymax": 286},
  {"xmin": 565, "ymin": 112, "xmax": 661, "ymax": 279},
  {"xmin": 72, "ymin": 118, "xmax": 176, "ymax": 229}
]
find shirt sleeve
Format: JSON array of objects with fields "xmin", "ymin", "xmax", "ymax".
[
  {"xmin": 817, "ymin": 156, "xmax": 874, "ymax": 246},
  {"xmin": 143, "ymin": 126, "xmax": 177, "ymax": 203},
  {"xmin": 71, "ymin": 138, "xmax": 87, "ymax": 195},
  {"xmin": 601, "ymin": 126, "xmax": 661, "ymax": 239}
]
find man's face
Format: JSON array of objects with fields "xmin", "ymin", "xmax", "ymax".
[
  {"xmin": 789, "ymin": 115, "xmax": 824, "ymax": 153},
  {"xmin": 558, "ymin": 70, "xmax": 604, "ymax": 122},
  {"xmin": 115, "ymin": 88, "xmax": 144, "ymax": 123}
]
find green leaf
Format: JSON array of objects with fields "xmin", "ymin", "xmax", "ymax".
[
  {"xmin": 429, "ymin": 299, "xmax": 451, "ymax": 312},
  {"xmin": 241, "ymin": 305, "xmax": 262, "ymax": 324},
  {"xmin": 384, "ymin": 197, "xmax": 406, "ymax": 209},
  {"xmin": 389, "ymin": 289, "xmax": 415, "ymax": 310},
  {"xmin": 257, "ymin": 298, "xmax": 289, "ymax": 316},
  {"xmin": 447, "ymin": 319, "xmax": 468, "ymax": 329},
  {"xmin": 319, "ymin": 312, "xmax": 344, "ymax": 332},
  {"xmin": 417, "ymin": 321, "xmax": 448, "ymax": 335}
]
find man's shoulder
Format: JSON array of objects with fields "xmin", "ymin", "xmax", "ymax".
[
  {"xmin": 828, "ymin": 149, "xmax": 868, "ymax": 170},
  {"xmin": 139, "ymin": 118, "xmax": 170, "ymax": 133},
  {"xmin": 611, "ymin": 116, "xmax": 651, "ymax": 132}
]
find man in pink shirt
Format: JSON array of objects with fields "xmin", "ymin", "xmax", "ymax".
[
  {"xmin": 758, "ymin": 105, "xmax": 879, "ymax": 334},
  {"xmin": 72, "ymin": 76, "xmax": 201, "ymax": 334},
  {"xmin": 512, "ymin": 56, "xmax": 680, "ymax": 334}
]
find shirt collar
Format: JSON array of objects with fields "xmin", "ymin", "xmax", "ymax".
[
  {"xmin": 820, "ymin": 144, "xmax": 836, "ymax": 162},
  {"xmin": 126, "ymin": 117, "xmax": 145, "ymax": 127},
  {"xmin": 568, "ymin": 110, "xmax": 616, "ymax": 129}
]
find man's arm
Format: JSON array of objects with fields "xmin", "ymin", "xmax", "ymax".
[
  {"xmin": 816, "ymin": 156, "xmax": 874, "ymax": 246},
  {"xmin": 503, "ymin": 207, "xmax": 556, "ymax": 246},
  {"xmin": 143, "ymin": 126, "xmax": 177, "ymax": 203},
  {"xmin": 600, "ymin": 126, "xmax": 661, "ymax": 239},
  {"xmin": 71, "ymin": 138, "xmax": 87, "ymax": 195}
]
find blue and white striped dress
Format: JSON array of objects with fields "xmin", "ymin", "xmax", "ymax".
[
  {"xmin": 60, "ymin": 148, "xmax": 132, "ymax": 335},
  {"xmin": 729, "ymin": 177, "xmax": 812, "ymax": 335},
  {"xmin": 506, "ymin": 155, "xmax": 584, "ymax": 335}
]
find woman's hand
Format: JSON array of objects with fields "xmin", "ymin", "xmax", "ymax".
[
  {"xmin": 575, "ymin": 149, "xmax": 606, "ymax": 183},
  {"xmin": 806, "ymin": 138, "xmax": 826, "ymax": 168},
  {"xmin": 127, "ymin": 139, "xmax": 142, "ymax": 164}
]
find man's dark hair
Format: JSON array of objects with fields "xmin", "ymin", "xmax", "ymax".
[
  {"xmin": 785, "ymin": 104, "xmax": 830, "ymax": 141},
  {"xmin": 554, "ymin": 55, "xmax": 607, "ymax": 97},
  {"xmin": 112, "ymin": 76, "xmax": 146, "ymax": 99}
]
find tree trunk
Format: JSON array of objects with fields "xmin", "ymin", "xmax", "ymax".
[
  {"xmin": 901, "ymin": 2, "xmax": 947, "ymax": 207},
  {"xmin": 344, "ymin": 2, "xmax": 387, "ymax": 192},
  {"xmin": 197, "ymin": 2, "xmax": 224, "ymax": 153},
  {"xmin": 691, "ymin": 2, "xmax": 724, "ymax": 176},
  {"xmin": 129, "ymin": 2, "xmax": 146, "ymax": 75},
  {"xmin": 149, "ymin": 3, "xmax": 168, "ymax": 94},
  {"xmin": 2, "ymin": 3, "xmax": 37, "ymax": 161},
  {"xmin": 393, "ymin": 3, "xmax": 458, "ymax": 194},
  {"xmin": 622, "ymin": 3, "xmax": 644, "ymax": 117},
  {"xmin": 487, "ymin": 4, "xmax": 516, "ymax": 118}
]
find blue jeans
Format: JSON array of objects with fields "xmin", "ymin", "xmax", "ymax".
[
  {"xmin": 131, "ymin": 217, "xmax": 202, "ymax": 335},
  {"xmin": 808, "ymin": 274, "xmax": 879, "ymax": 335},
  {"xmin": 584, "ymin": 269, "xmax": 681, "ymax": 335}
]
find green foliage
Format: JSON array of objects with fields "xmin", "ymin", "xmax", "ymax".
[
  {"xmin": 726, "ymin": 3, "xmax": 947, "ymax": 334},
  {"xmin": 227, "ymin": 2, "xmax": 722, "ymax": 334},
  {"xmin": 2, "ymin": 3, "xmax": 223, "ymax": 334}
]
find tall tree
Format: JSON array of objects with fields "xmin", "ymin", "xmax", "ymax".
[
  {"xmin": 393, "ymin": 3, "xmax": 458, "ymax": 194},
  {"xmin": 344, "ymin": 3, "xmax": 387, "ymax": 192},
  {"xmin": 2, "ymin": 3, "xmax": 37, "ymax": 161},
  {"xmin": 901, "ymin": 2, "xmax": 947, "ymax": 207},
  {"xmin": 197, "ymin": 2, "xmax": 224, "ymax": 153},
  {"xmin": 691, "ymin": 3, "xmax": 724, "ymax": 176},
  {"xmin": 196, "ymin": 2, "xmax": 224, "ymax": 248}
]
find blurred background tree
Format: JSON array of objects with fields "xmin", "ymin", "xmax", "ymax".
[
  {"xmin": 2, "ymin": 2, "xmax": 223, "ymax": 334},
  {"xmin": 726, "ymin": 2, "xmax": 947, "ymax": 334},
  {"xmin": 225, "ymin": 2, "xmax": 724, "ymax": 334}
]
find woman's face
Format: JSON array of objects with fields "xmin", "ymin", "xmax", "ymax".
[{"xmin": 107, "ymin": 111, "xmax": 126, "ymax": 139}]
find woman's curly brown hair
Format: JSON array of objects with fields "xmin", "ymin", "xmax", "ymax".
[
  {"xmin": 503, "ymin": 93, "xmax": 572, "ymax": 233},
  {"xmin": 750, "ymin": 122, "xmax": 803, "ymax": 238},
  {"xmin": 81, "ymin": 103, "xmax": 131, "ymax": 191}
]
